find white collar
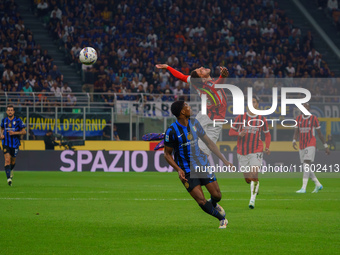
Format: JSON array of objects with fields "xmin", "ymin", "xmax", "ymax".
[{"xmin": 302, "ymin": 115, "xmax": 311, "ymax": 119}]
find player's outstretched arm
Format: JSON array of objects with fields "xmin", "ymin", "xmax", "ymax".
[
  {"xmin": 156, "ymin": 64, "xmax": 190, "ymax": 83},
  {"xmin": 292, "ymin": 128, "xmax": 298, "ymax": 150},
  {"xmin": 155, "ymin": 64, "xmax": 168, "ymax": 69},
  {"xmin": 316, "ymin": 129, "xmax": 330, "ymax": 155},
  {"xmin": 164, "ymin": 145, "xmax": 188, "ymax": 182},
  {"xmin": 200, "ymin": 134, "xmax": 233, "ymax": 167}
]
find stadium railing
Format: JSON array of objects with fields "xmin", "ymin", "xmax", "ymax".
[{"xmin": 0, "ymin": 92, "xmax": 339, "ymax": 110}]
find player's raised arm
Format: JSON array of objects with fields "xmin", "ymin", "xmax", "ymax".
[
  {"xmin": 164, "ymin": 145, "xmax": 187, "ymax": 182},
  {"xmin": 156, "ymin": 64, "xmax": 190, "ymax": 83},
  {"xmin": 200, "ymin": 134, "xmax": 233, "ymax": 167}
]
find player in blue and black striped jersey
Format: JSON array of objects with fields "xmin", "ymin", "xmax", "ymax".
[
  {"xmin": 164, "ymin": 101, "xmax": 233, "ymax": 229},
  {"xmin": 0, "ymin": 105, "xmax": 26, "ymax": 186}
]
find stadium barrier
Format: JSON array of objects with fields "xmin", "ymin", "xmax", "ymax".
[{"xmin": 11, "ymin": 150, "xmax": 340, "ymax": 174}]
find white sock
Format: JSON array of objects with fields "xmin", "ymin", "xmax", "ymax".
[
  {"xmin": 255, "ymin": 181, "xmax": 260, "ymax": 195},
  {"xmin": 250, "ymin": 181, "xmax": 258, "ymax": 201},
  {"xmin": 302, "ymin": 163, "xmax": 309, "ymax": 190},
  {"xmin": 309, "ymin": 171, "xmax": 321, "ymax": 186}
]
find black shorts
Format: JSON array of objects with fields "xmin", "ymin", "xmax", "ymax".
[
  {"xmin": 3, "ymin": 146, "xmax": 19, "ymax": 158},
  {"xmin": 182, "ymin": 172, "xmax": 217, "ymax": 192}
]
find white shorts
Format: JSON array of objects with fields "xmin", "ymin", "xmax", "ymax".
[
  {"xmin": 299, "ymin": 146, "xmax": 315, "ymax": 163},
  {"xmin": 196, "ymin": 111, "xmax": 223, "ymax": 155},
  {"xmin": 237, "ymin": 153, "xmax": 263, "ymax": 168}
]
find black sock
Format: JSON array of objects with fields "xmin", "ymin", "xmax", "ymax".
[
  {"xmin": 210, "ymin": 196, "xmax": 221, "ymax": 207},
  {"xmin": 199, "ymin": 201, "xmax": 224, "ymax": 220},
  {"xmin": 5, "ymin": 165, "xmax": 11, "ymax": 179},
  {"xmin": 11, "ymin": 164, "xmax": 15, "ymax": 170}
]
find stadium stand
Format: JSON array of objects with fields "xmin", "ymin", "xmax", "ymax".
[
  {"xmin": 0, "ymin": 0, "xmax": 339, "ymax": 106},
  {"xmin": 16, "ymin": 0, "xmax": 337, "ymax": 102}
]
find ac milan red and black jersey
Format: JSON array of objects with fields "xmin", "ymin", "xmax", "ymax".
[
  {"xmin": 166, "ymin": 66, "xmax": 228, "ymax": 120},
  {"xmin": 295, "ymin": 114, "xmax": 321, "ymax": 150},
  {"xmin": 195, "ymin": 78, "xmax": 228, "ymax": 120},
  {"xmin": 231, "ymin": 113, "xmax": 270, "ymax": 155}
]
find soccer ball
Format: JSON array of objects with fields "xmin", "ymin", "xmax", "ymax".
[{"xmin": 79, "ymin": 47, "xmax": 97, "ymax": 65}]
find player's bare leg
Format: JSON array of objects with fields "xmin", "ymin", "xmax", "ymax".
[
  {"xmin": 205, "ymin": 181, "xmax": 226, "ymax": 217},
  {"xmin": 10, "ymin": 158, "xmax": 16, "ymax": 179},
  {"xmin": 4, "ymin": 153, "xmax": 12, "ymax": 186},
  {"xmin": 189, "ymin": 184, "xmax": 227, "ymax": 228}
]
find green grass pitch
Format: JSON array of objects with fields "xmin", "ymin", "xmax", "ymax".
[{"xmin": 0, "ymin": 172, "xmax": 339, "ymax": 255}]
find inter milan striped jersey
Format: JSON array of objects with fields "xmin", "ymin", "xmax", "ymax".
[
  {"xmin": 1, "ymin": 116, "xmax": 25, "ymax": 148},
  {"xmin": 231, "ymin": 113, "xmax": 270, "ymax": 155},
  {"xmin": 164, "ymin": 118, "xmax": 209, "ymax": 173},
  {"xmin": 295, "ymin": 114, "xmax": 320, "ymax": 150}
]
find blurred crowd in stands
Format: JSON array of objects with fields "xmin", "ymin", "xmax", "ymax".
[
  {"xmin": 316, "ymin": 0, "xmax": 340, "ymax": 32},
  {"xmin": 1, "ymin": 0, "xmax": 340, "ymax": 108},
  {"xmin": 0, "ymin": 0, "xmax": 76, "ymax": 108}
]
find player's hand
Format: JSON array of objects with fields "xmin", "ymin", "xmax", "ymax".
[
  {"xmin": 155, "ymin": 64, "xmax": 168, "ymax": 69},
  {"xmin": 220, "ymin": 66, "xmax": 229, "ymax": 78},
  {"xmin": 239, "ymin": 129, "xmax": 247, "ymax": 137},
  {"xmin": 0, "ymin": 134, "xmax": 4, "ymax": 140},
  {"xmin": 8, "ymin": 131, "xmax": 16, "ymax": 136},
  {"xmin": 325, "ymin": 147, "xmax": 330, "ymax": 155},
  {"xmin": 223, "ymin": 160, "xmax": 235, "ymax": 172},
  {"xmin": 265, "ymin": 148, "xmax": 271, "ymax": 155},
  {"xmin": 292, "ymin": 141, "xmax": 298, "ymax": 150},
  {"xmin": 223, "ymin": 159, "xmax": 233, "ymax": 168},
  {"xmin": 178, "ymin": 170, "xmax": 187, "ymax": 183}
]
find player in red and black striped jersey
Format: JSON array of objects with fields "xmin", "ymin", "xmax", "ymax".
[
  {"xmin": 293, "ymin": 103, "xmax": 330, "ymax": 193},
  {"xmin": 229, "ymin": 96, "xmax": 271, "ymax": 209},
  {"xmin": 148, "ymin": 64, "xmax": 228, "ymax": 155}
]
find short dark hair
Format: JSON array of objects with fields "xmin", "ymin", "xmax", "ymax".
[
  {"xmin": 253, "ymin": 95, "xmax": 260, "ymax": 104},
  {"xmin": 190, "ymin": 70, "xmax": 203, "ymax": 87},
  {"xmin": 6, "ymin": 105, "xmax": 14, "ymax": 110},
  {"xmin": 190, "ymin": 70, "xmax": 199, "ymax": 79},
  {"xmin": 171, "ymin": 101, "xmax": 185, "ymax": 118}
]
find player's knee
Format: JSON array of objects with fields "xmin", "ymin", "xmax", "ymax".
[
  {"xmin": 245, "ymin": 178, "xmax": 251, "ymax": 184},
  {"xmin": 213, "ymin": 192, "xmax": 222, "ymax": 201},
  {"xmin": 196, "ymin": 197, "xmax": 207, "ymax": 206}
]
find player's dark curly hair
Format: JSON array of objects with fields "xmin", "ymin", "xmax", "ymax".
[{"xmin": 171, "ymin": 101, "xmax": 185, "ymax": 118}]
